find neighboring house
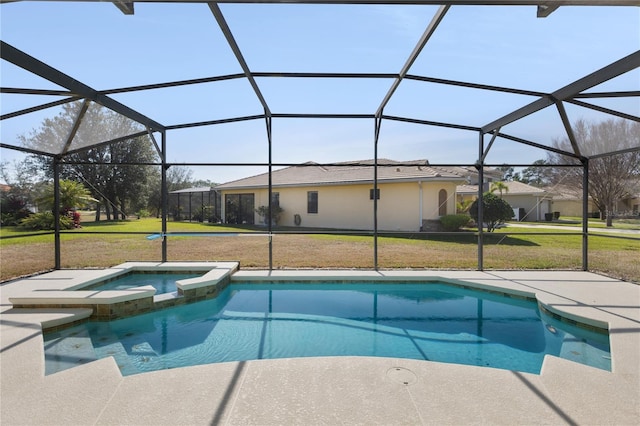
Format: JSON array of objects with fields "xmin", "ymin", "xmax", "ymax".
[
  {"xmin": 624, "ymin": 195, "xmax": 640, "ymax": 216},
  {"xmin": 457, "ymin": 181, "xmax": 552, "ymax": 222},
  {"xmin": 548, "ymin": 183, "xmax": 640, "ymax": 218},
  {"xmin": 618, "ymin": 180, "xmax": 640, "ymax": 217},
  {"xmin": 547, "ymin": 185, "xmax": 597, "ymax": 218},
  {"xmin": 214, "ymin": 159, "xmax": 471, "ymax": 232}
]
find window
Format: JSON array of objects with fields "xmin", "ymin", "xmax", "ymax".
[
  {"xmin": 307, "ymin": 191, "xmax": 318, "ymax": 214},
  {"xmin": 369, "ymin": 188, "xmax": 380, "ymax": 200},
  {"xmin": 271, "ymin": 192, "xmax": 280, "ymax": 208},
  {"xmin": 438, "ymin": 189, "xmax": 448, "ymax": 216}
]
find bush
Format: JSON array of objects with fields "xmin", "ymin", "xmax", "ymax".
[
  {"xmin": 255, "ymin": 205, "xmax": 284, "ymax": 225},
  {"xmin": 440, "ymin": 214, "xmax": 471, "ymax": 231},
  {"xmin": 136, "ymin": 209, "xmax": 151, "ymax": 218},
  {"xmin": 0, "ymin": 193, "xmax": 32, "ymax": 226},
  {"xmin": 19, "ymin": 212, "xmax": 73, "ymax": 231},
  {"xmin": 469, "ymin": 192, "xmax": 514, "ymax": 232}
]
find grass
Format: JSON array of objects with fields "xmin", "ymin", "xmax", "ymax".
[
  {"xmin": 1, "ymin": 218, "xmax": 638, "ymax": 283},
  {"xmin": 522, "ymin": 216, "xmax": 640, "ymax": 230}
]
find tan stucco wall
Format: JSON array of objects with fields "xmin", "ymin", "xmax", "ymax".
[
  {"xmin": 552, "ymin": 198, "xmax": 640, "ymax": 218},
  {"xmin": 503, "ymin": 194, "xmax": 551, "ymax": 222},
  {"xmin": 457, "ymin": 193, "xmax": 552, "ymax": 221},
  {"xmin": 220, "ymin": 181, "xmax": 459, "ymax": 231},
  {"xmin": 550, "ymin": 199, "xmax": 597, "ymax": 218}
]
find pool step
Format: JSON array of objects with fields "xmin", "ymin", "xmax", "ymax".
[{"xmin": 44, "ymin": 328, "xmax": 98, "ymax": 375}]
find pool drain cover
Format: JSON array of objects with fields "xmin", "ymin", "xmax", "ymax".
[{"xmin": 386, "ymin": 367, "xmax": 417, "ymax": 386}]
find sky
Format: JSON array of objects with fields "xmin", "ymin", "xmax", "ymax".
[{"xmin": 1, "ymin": 2, "xmax": 639, "ymax": 184}]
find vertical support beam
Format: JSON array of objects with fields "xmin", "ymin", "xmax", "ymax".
[
  {"xmin": 582, "ymin": 158, "xmax": 589, "ymax": 271},
  {"xmin": 53, "ymin": 156, "xmax": 61, "ymax": 269},
  {"xmin": 373, "ymin": 117, "xmax": 382, "ymax": 270},
  {"xmin": 265, "ymin": 114, "xmax": 273, "ymax": 271},
  {"xmin": 477, "ymin": 132, "xmax": 484, "ymax": 271},
  {"xmin": 161, "ymin": 131, "xmax": 168, "ymax": 262}
]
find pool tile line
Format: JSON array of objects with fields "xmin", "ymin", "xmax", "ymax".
[{"xmin": 232, "ymin": 272, "xmax": 611, "ymax": 338}]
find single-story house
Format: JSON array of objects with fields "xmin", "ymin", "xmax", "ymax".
[
  {"xmin": 456, "ymin": 181, "xmax": 552, "ymax": 222},
  {"xmin": 546, "ymin": 184, "xmax": 597, "ymax": 218},
  {"xmin": 214, "ymin": 159, "xmax": 473, "ymax": 232},
  {"xmin": 623, "ymin": 195, "xmax": 640, "ymax": 216},
  {"xmin": 548, "ymin": 184, "xmax": 640, "ymax": 219}
]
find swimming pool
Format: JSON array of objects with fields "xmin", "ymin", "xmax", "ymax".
[
  {"xmin": 44, "ymin": 282, "xmax": 611, "ymax": 376},
  {"xmin": 78, "ymin": 272, "xmax": 201, "ymax": 295}
]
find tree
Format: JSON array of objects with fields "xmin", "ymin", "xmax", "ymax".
[
  {"xmin": 166, "ymin": 166, "xmax": 195, "ymax": 192},
  {"xmin": 516, "ymin": 159, "xmax": 553, "ymax": 187},
  {"xmin": 548, "ymin": 118, "xmax": 640, "ymax": 227},
  {"xmin": 149, "ymin": 166, "xmax": 196, "ymax": 218},
  {"xmin": 37, "ymin": 179, "xmax": 96, "ymax": 215},
  {"xmin": 497, "ymin": 164, "xmax": 519, "ymax": 181},
  {"xmin": 17, "ymin": 179, "xmax": 94, "ymax": 230},
  {"xmin": 0, "ymin": 191, "xmax": 32, "ymax": 226},
  {"xmin": 19, "ymin": 102, "xmax": 159, "ymax": 221},
  {"xmin": 456, "ymin": 199, "xmax": 474, "ymax": 214},
  {"xmin": 490, "ymin": 181, "xmax": 509, "ymax": 197},
  {"xmin": 0, "ymin": 158, "xmax": 47, "ymax": 214},
  {"xmin": 469, "ymin": 192, "xmax": 514, "ymax": 232}
]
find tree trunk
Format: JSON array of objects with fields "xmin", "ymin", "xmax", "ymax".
[
  {"xmin": 95, "ymin": 203, "xmax": 101, "ymax": 221},
  {"xmin": 606, "ymin": 203, "xmax": 614, "ymax": 227},
  {"xmin": 105, "ymin": 201, "xmax": 112, "ymax": 221}
]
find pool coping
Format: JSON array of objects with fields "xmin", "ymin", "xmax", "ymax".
[
  {"xmin": 7, "ymin": 261, "xmax": 239, "ymax": 321},
  {"xmin": 1, "ymin": 268, "xmax": 639, "ymax": 424}
]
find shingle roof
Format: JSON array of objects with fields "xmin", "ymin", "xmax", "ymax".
[
  {"xmin": 215, "ymin": 159, "xmax": 469, "ymax": 190},
  {"xmin": 546, "ymin": 184, "xmax": 585, "ymax": 200},
  {"xmin": 169, "ymin": 186, "xmax": 214, "ymax": 194},
  {"xmin": 457, "ymin": 181, "xmax": 547, "ymax": 195}
]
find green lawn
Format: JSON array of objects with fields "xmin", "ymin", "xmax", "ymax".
[
  {"xmin": 1, "ymin": 218, "xmax": 638, "ymax": 283},
  {"xmin": 521, "ymin": 217, "xmax": 640, "ymax": 230}
]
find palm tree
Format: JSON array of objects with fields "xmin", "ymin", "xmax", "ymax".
[
  {"xmin": 490, "ymin": 181, "xmax": 509, "ymax": 198},
  {"xmin": 37, "ymin": 179, "xmax": 97, "ymax": 214}
]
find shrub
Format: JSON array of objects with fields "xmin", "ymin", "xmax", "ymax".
[
  {"xmin": 440, "ymin": 214, "xmax": 471, "ymax": 231},
  {"xmin": 255, "ymin": 205, "xmax": 284, "ymax": 225},
  {"xmin": 456, "ymin": 199, "xmax": 474, "ymax": 214},
  {"xmin": 0, "ymin": 193, "xmax": 32, "ymax": 226},
  {"xmin": 469, "ymin": 192, "xmax": 514, "ymax": 232},
  {"xmin": 136, "ymin": 209, "xmax": 151, "ymax": 218},
  {"xmin": 19, "ymin": 212, "xmax": 73, "ymax": 230}
]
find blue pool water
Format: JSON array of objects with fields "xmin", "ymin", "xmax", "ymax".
[
  {"xmin": 79, "ymin": 272, "xmax": 200, "ymax": 295},
  {"xmin": 44, "ymin": 282, "xmax": 611, "ymax": 376}
]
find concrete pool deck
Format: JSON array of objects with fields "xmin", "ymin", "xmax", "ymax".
[{"xmin": 1, "ymin": 267, "xmax": 639, "ymax": 425}]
